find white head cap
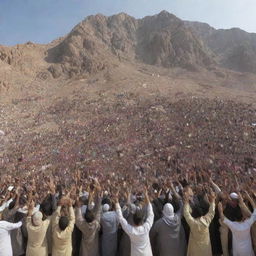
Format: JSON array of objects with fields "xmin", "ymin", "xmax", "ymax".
[
  {"xmin": 163, "ymin": 203, "xmax": 174, "ymax": 218},
  {"xmin": 32, "ymin": 211, "xmax": 43, "ymax": 226},
  {"xmin": 102, "ymin": 204, "xmax": 110, "ymax": 212},
  {"xmin": 230, "ymin": 192, "xmax": 239, "ymax": 200}
]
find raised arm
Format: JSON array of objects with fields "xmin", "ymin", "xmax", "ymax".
[
  {"xmin": 115, "ymin": 191, "xmax": 133, "ymax": 235},
  {"xmin": 209, "ymin": 178, "xmax": 222, "ymax": 194},
  {"xmin": 244, "ymin": 191, "xmax": 256, "ymax": 210},
  {"xmin": 143, "ymin": 188, "xmax": 154, "ymax": 232},
  {"xmin": 3, "ymin": 221, "xmax": 22, "ymax": 231},
  {"xmin": 183, "ymin": 191, "xmax": 196, "ymax": 227},
  {"xmin": 204, "ymin": 191, "xmax": 216, "ymax": 224},
  {"xmin": 238, "ymin": 192, "xmax": 251, "ymax": 218}
]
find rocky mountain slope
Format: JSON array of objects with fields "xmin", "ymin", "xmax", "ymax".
[
  {"xmin": 1, "ymin": 10, "xmax": 256, "ymax": 83},
  {"xmin": 185, "ymin": 21, "xmax": 256, "ymax": 73},
  {"xmin": 46, "ymin": 11, "xmax": 214, "ymax": 78}
]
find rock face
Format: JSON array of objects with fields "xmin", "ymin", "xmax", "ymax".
[
  {"xmin": 46, "ymin": 11, "xmax": 214, "ymax": 78},
  {"xmin": 1, "ymin": 10, "xmax": 256, "ymax": 80},
  {"xmin": 186, "ymin": 21, "xmax": 256, "ymax": 73}
]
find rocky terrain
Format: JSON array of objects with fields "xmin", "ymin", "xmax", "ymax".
[
  {"xmin": 0, "ymin": 11, "xmax": 256, "ymax": 175},
  {"xmin": 185, "ymin": 21, "xmax": 256, "ymax": 73}
]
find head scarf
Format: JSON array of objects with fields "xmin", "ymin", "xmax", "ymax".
[
  {"xmin": 102, "ymin": 204, "xmax": 110, "ymax": 212},
  {"xmin": 162, "ymin": 203, "xmax": 175, "ymax": 225},
  {"xmin": 32, "ymin": 211, "xmax": 43, "ymax": 226}
]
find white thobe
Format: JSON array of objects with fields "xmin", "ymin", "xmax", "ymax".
[
  {"xmin": 223, "ymin": 209, "xmax": 256, "ymax": 256},
  {"xmin": 116, "ymin": 203, "xmax": 154, "ymax": 256},
  {"xmin": 0, "ymin": 221, "xmax": 22, "ymax": 256}
]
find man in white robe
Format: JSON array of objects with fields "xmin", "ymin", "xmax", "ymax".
[
  {"xmin": 218, "ymin": 192, "xmax": 256, "ymax": 256},
  {"xmin": 115, "ymin": 189, "xmax": 154, "ymax": 256},
  {"xmin": 0, "ymin": 217, "xmax": 22, "ymax": 256}
]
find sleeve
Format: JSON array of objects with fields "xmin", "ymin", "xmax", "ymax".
[
  {"xmin": 66, "ymin": 206, "xmax": 75, "ymax": 232},
  {"xmin": 223, "ymin": 217, "xmax": 236, "ymax": 231},
  {"xmin": 115, "ymin": 203, "xmax": 133, "ymax": 235},
  {"xmin": 51, "ymin": 194, "xmax": 58, "ymax": 212},
  {"xmin": 52, "ymin": 206, "xmax": 61, "ymax": 227},
  {"xmin": 183, "ymin": 202, "xmax": 196, "ymax": 227},
  {"xmin": 204, "ymin": 202, "xmax": 216, "ymax": 225},
  {"xmin": 149, "ymin": 223, "xmax": 158, "ymax": 256},
  {"xmin": 143, "ymin": 203, "xmax": 154, "ymax": 232},
  {"xmin": 94, "ymin": 195, "xmax": 102, "ymax": 222},
  {"xmin": 211, "ymin": 182, "xmax": 222, "ymax": 194},
  {"xmin": 3, "ymin": 221, "xmax": 22, "ymax": 231},
  {"xmin": 26, "ymin": 216, "xmax": 32, "ymax": 229},
  {"xmin": 239, "ymin": 200, "xmax": 252, "ymax": 218},
  {"xmin": 0, "ymin": 201, "xmax": 7, "ymax": 212},
  {"xmin": 43, "ymin": 216, "xmax": 51, "ymax": 230},
  {"xmin": 246, "ymin": 209, "xmax": 256, "ymax": 226},
  {"xmin": 75, "ymin": 207, "xmax": 85, "ymax": 231},
  {"xmin": 176, "ymin": 199, "xmax": 184, "ymax": 217}
]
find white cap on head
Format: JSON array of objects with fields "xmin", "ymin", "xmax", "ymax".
[
  {"xmin": 163, "ymin": 203, "xmax": 174, "ymax": 218},
  {"xmin": 102, "ymin": 204, "xmax": 110, "ymax": 212},
  {"xmin": 230, "ymin": 192, "xmax": 239, "ymax": 200},
  {"xmin": 32, "ymin": 211, "xmax": 43, "ymax": 226}
]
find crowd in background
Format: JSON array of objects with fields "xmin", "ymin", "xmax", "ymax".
[{"xmin": 0, "ymin": 167, "xmax": 255, "ymax": 256}]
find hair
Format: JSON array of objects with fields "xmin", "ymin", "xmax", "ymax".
[
  {"xmin": 40, "ymin": 200, "xmax": 53, "ymax": 216},
  {"xmin": 133, "ymin": 209, "xmax": 145, "ymax": 226},
  {"xmin": 14, "ymin": 211, "xmax": 25, "ymax": 223},
  {"xmin": 8, "ymin": 200, "xmax": 16, "ymax": 210},
  {"xmin": 233, "ymin": 211, "xmax": 243, "ymax": 222},
  {"xmin": 102, "ymin": 197, "xmax": 111, "ymax": 206},
  {"xmin": 191, "ymin": 206, "xmax": 204, "ymax": 218},
  {"xmin": 59, "ymin": 216, "xmax": 69, "ymax": 231},
  {"xmin": 19, "ymin": 196, "xmax": 27, "ymax": 206},
  {"xmin": 84, "ymin": 209, "xmax": 95, "ymax": 223}
]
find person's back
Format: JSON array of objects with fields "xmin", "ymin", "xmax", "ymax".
[
  {"xmin": 184, "ymin": 192, "xmax": 216, "ymax": 256},
  {"xmin": 11, "ymin": 212, "xmax": 27, "ymax": 256},
  {"xmin": 218, "ymin": 192, "xmax": 256, "ymax": 256},
  {"xmin": 101, "ymin": 207, "xmax": 119, "ymax": 256},
  {"xmin": 150, "ymin": 202, "xmax": 186, "ymax": 256},
  {"xmin": 26, "ymin": 209, "xmax": 50, "ymax": 256},
  {"xmin": 52, "ymin": 202, "xmax": 75, "ymax": 256},
  {"xmin": 128, "ymin": 219, "xmax": 153, "ymax": 256},
  {"xmin": 223, "ymin": 210, "xmax": 256, "ymax": 256},
  {"xmin": 0, "ymin": 220, "xmax": 22, "ymax": 256},
  {"xmin": 115, "ymin": 189, "xmax": 154, "ymax": 256},
  {"xmin": 75, "ymin": 190, "xmax": 102, "ymax": 256}
]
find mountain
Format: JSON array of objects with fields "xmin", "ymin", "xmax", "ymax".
[
  {"xmin": 46, "ymin": 11, "xmax": 214, "ymax": 78},
  {"xmin": 1, "ymin": 10, "xmax": 256, "ymax": 82},
  {"xmin": 185, "ymin": 21, "xmax": 256, "ymax": 73}
]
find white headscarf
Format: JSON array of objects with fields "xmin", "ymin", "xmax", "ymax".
[
  {"xmin": 102, "ymin": 204, "xmax": 110, "ymax": 212},
  {"xmin": 162, "ymin": 203, "xmax": 175, "ymax": 225},
  {"xmin": 32, "ymin": 211, "xmax": 43, "ymax": 226}
]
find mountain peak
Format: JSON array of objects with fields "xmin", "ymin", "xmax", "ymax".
[{"xmin": 45, "ymin": 11, "xmax": 213, "ymax": 78}]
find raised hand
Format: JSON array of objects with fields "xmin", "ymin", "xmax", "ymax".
[{"xmin": 208, "ymin": 190, "xmax": 216, "ymax": 203}]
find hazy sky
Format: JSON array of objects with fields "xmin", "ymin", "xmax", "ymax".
[{"xmin": 1, "ymin": 0, "xmax": 255, "ymax": 46}]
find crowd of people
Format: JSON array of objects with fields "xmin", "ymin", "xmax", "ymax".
[{"xmin": 0, "ymin": 168, "xmax": 255, "ymax": 256}]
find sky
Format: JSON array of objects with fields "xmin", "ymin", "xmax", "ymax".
[{"xmin": 1, "ymin": 0, "xmax": 256, "ymax": 46}]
